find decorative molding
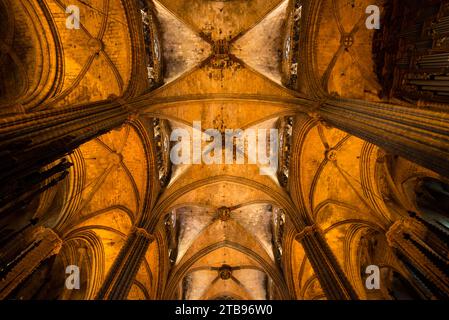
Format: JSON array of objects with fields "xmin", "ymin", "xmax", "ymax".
[{"xmin": 295, "ymin": 224, "xmax": 318, "ymax": 242}]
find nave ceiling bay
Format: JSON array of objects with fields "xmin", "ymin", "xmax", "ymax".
[{"xmin": 99, "ymin": 0, "xmax": 302, "ymax": 300}]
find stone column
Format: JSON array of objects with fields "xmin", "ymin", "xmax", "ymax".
[
  {"xmin": 0, "ymin": 159, "xmax": 72, "ymax": 216},
  {"xmin": 296, "ymin": 225, "xmax": 359, "ymax": 300},
  {"xmin": 0, "ymin": 98, "xmax": 131, "ymax": 185},
  {"xmin": 387, "ymin": 217, "xmax": 449, "ymax": 299},
  {"xmin": 319, "ymin": 98, "xmax": 449, "ymax": 177},
  {"xmin": 0, "ymin": 227, "xmax": 62, "ymax": 299},
  {"xmin": 96, "ymin": 227, "xmax": 155, "ymax": 300}
]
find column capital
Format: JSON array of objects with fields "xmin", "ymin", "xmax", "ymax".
[
  {"xmin": 35, "ymin": 227, "xmax": 63, "ymax": 255},
  {"xmin": 295, "ymin": 224, "xmax": 319, "ymax": 242},
  {"xmin": 132, "ymin": 227, "xmax": 155, "ymax": 243},
  {"xmin": 0, "ymin": 98, "xmax": 129, "ymax": 187}
]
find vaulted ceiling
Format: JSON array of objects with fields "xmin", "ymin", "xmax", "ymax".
[{"xmin": 2, "ymin": 0, "xmax": 420, "ymax": 301}]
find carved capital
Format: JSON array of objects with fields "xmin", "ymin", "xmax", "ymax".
[
  {"xmin": 307, "ymin": 102, "xmax": 322, "ymax": 121},
  {"xmin": 325, "ymin": 148, "xmax": 338, "ymax": 162},
  {"xmin": 0, "ymin": 103, "xmax": 25, "ymax": 116},
  {"xmin": 307, "ymin": 110, "xmax": 322, "ymax": 122},
  {"xmin": 218, "ymin": 264, "xmax": 233, "ymax": 280},
  {"xmin": 295, "ymin": 224, "xmax": 318, "ymax": 242},
  {"xmin": 133, "ymin": 227, "xmax": 155, "ymax": 243}
]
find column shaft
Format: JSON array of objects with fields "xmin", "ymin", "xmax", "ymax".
[
  {"xmin": 0, "ymin": 227, "xmax": 62, "ymax": 299},
  {"xmin": 320, "ymin": 99, "xmax": 449, "ymax": 177},
  {"xmin": 387, "ymin": 217, "xmax": 449, "ymax": 298},
  {"xmin": 297, "ymin": 225, "xmax": 359, "ymax": 300}
]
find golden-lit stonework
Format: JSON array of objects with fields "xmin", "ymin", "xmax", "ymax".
[{"xmin": 0, "ymin": 0, "xmax": 449, "ymax": 301}]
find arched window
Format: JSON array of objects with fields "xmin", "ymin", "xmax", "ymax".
[{"xmin": 138, "ymin": 0, "xmax": 162, "ymax": 88}]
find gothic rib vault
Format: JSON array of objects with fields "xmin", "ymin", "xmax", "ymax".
[{"xmin": 0, "ymin": 0, "xmax": 449, "ymax": 300}]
